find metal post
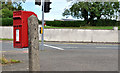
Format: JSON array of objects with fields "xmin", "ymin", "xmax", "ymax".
[
  {"xmin": 41, "ymin": 0, "xmax": 44, "ymax": 50},
  {"xmin": 117, "ymin": 1, "xmax": 120, "ymax": 21}
]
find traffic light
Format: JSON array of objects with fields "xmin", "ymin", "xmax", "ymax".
[
  {"xmin": 44, "ymin": 0, "xmax": 52, "ymax": 13},
  {"xmin": 35, "ymin": 0, "xmax": 41, "ymax": 6}
]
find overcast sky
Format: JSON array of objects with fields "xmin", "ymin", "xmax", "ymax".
[{"xmin": 22, "ymin": 0, "xmax": 120, "ymax": 20}]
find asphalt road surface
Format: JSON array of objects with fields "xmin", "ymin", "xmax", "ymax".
[{"xmin": 1, "ymin": 41, "xmax": 118, "ymax": 71}]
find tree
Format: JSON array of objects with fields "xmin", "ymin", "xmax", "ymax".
[
  {"xmin": 2, "ymin": 8, "xmax": 13, "ymax": 18},
  {"xmin": 0, "ymin": 0, "xmax": 25, "ymax": 26},
  {"xmin": 1, "ymin": 1, "xmax": 24, "ymax": 11},
  {"xmin": 13, "ymin": 2, "xmax": 24, "ymax": 11},
  {"xmin": 1, "ymin": 0, "xmax": 24, "ymax": 18},
  {"xmin": 63, "ymin": 2, "xmax": 120, "ymax": 23}
]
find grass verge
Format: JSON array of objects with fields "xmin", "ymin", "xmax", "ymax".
[
  {"xmin": 0, "ymin": 56, "xmax": 21, "ymax": 64},
  {"xmin": 45, "ymin": 26, "xmax": 120, "ymax": 30},
  {"xmin": 0, "ymin": 38, "xmax": 13, "ymax": 41}
]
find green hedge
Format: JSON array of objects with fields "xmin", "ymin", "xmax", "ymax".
[
  {"xmin": 46, "ymin": 21, "xmax": 87, "ymax": 27},
  {"xmin": 117, "ymin": 21, "xmax": 120, "ymax": 26},
  {"xmin": 38, "ymin": 20, "xmax": 42, "ymax": 24},
  {"xmin": 46, "ymin": 19, "xmax": 119, "ymax": 27},
  {"xmin": 91, "ymin": 19, "xmax": 118, "ymax": 26},
  {"xmin": 0, "ymin": 18, "xmax": 13, "ymax": 26},
  {"xmin": 0, "ymin": 18, "xmax": 119, "ymax": 27},
  {"xmin": 0, "ymin": 18, "xmax": 2, "ymax": 26}
]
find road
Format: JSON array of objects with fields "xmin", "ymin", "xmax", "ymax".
[{"xmin": 1, "ymin": 41, "xmax": 118, "ymax": 71}]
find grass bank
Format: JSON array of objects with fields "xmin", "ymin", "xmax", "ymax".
[
  {"xmin": 45, "ymin": 26, "xmax": 120, "ymax": 30},
  {"xmin": 0, "ymin": 38, "xmax": 13, "ymax": 41}
]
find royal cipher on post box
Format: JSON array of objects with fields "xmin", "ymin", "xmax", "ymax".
[{"xmin": 13, "ymin": 11, "xmax": 37, "ymax": 48}]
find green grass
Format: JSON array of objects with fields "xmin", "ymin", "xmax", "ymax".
[
  {"xmin": 45, "ymin": 26, "xmax": 120, "ymax": 30},
  {"xmin": 0, "ymin": 38, "xmax": 13, "ymax": 41},
  {"xmin": 0, "ymin": 56, "xmax": 21, "ymax": 64}
]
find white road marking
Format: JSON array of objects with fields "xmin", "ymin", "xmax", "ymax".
[
  {"xmin": 96, "ymin": 47, "xmax": 113, "ymax": 48},
  {"xmin": 61, "ymin": 47, "xmax": 78, "ymax": 49},
  {"xmin": 44, "ymin": 44, "xmax": 64, "ymax": 51},
  {"xmin": 0, "ymin": 51, "xmax": 6, "ymax": 53}
]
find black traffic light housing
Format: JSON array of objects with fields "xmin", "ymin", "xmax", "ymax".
[
  {"xmin": 44, "ymin": 0, "xmax": 52, "ymax": 13},
  {"xmin": 35, "ymin": 0, "xmax": 41, "ymax": 6}
]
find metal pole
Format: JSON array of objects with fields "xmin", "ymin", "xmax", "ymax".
[
  {"xmin": 41, "ymin": 0, "xmax": 44, "ymax": 50},
  {"xmin": 117, "ymin": 1, "xmax": 120, "ymax": 21}
]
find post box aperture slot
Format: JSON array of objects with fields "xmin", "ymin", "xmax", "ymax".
[
  {"xmin": 13, "ymin": 17, "xmax": 21, "ymax": 19},
  {"xmin": 16, "ymin": 29, "xmax": 20, "ymax": 42},
  {"xmin": 13, "ymin": 17, "xmax": 22, "ymax": 25}
]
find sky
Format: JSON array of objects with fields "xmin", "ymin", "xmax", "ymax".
[
  {"xmin": 22, "ymin": 0, "xmax": 73, "ymax": 20},
  {"xmin": 22, "ymin": 0, "xmax": 120, "ymax": 21}
]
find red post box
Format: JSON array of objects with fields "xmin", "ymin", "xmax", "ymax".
[{"xmin": 13, "ymin": 10, "xmax": 37, "ymax": 48}]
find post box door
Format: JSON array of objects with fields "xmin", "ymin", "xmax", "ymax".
[{"xmin": 14, "ymin": 26, "xmax": 22, "ymax": 47}]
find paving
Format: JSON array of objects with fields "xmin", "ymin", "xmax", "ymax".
[{"xmin": 1, "ymin": 41, "xmax": 118, "ymax": 71}]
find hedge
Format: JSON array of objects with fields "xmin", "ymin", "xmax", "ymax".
[
  {"xmin": 0, "ymin": 18, "xmax": 13, "ymax": 26},
  {"xmin": 46, "ymin": 19, "xmax": 119, "ymax": 27},
  {"xmin": 117, "ymin": 21, "xmax": 120, "ymax": 26},
  {"xmin": 0, "ymin": 18, "xmax": 119, "ymax": 27},
  {"xmin": 46, "ymin": 21, "xmax": 87, "ymax": 27},
  {"xmin": 91, "ymin": 19, "xmax": 118, "ymax": 26},
  {"xmin": 1, "ymin": 18, "xmax": 41, "ymax": 26},
  {"xmin": 0, "ymin": 18, "xmax": 2, "ymax": 26}
]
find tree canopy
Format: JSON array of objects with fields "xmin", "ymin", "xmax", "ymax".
[
  {"xmin": 0, "ymin": 0, "xmax": 24, "ymax": 18},
  {"xmin": 63, "ymin": 2, "xmax": 120, "ymax": 23}
]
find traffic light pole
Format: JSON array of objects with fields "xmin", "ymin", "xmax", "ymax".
[{"xmin": 41, "ymin": 0, "xmax": 44, "ymax": 50}]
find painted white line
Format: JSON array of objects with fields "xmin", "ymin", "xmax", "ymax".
[
  {"xmin": 44, "ymin": 44, "xmax": 64, "ymax": 51},
  {"xmin": 96, "ymin": 47, "xmax": 112, "ymax": 48},
  {"xmin": 0, "ymin": 51, "xmax": 6, "ymax": 53},
  {"xmin": 61, "ymin": 47, "xmax": 78, "ymax": 49}
]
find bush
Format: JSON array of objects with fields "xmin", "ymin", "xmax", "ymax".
[{"xmin": 1, "ymin": 18, "xmax": 13, "ymax": 26}]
